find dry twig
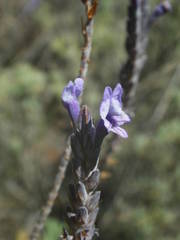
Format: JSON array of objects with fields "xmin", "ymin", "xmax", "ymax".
[{"xmin": 79, "ymin": 0, "xmax": 97, "ymax": 79}]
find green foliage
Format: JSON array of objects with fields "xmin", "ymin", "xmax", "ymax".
[
  {"xmin": 43, "ymin": 218, "xmax": 64, "ymax": 240},
  {"xmin": 0, "ymin": 0, "xmax": 180, "ymax": 240}
]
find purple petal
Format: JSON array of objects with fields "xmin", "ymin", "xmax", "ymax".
[
  {"xmin": 103, "ymin": 118, "xmax": 112, "ymax": 130},
  {"xmin": 100, "ymin": 86, "xmax": 112, "ymax": 119},
  {"xmin": 109, "ymin": 98, "xmax": 123, "ymax": 116},
  {"xmin": 112, "ymin": 83, "xmax": 123, "ymax": 105},
  {"xmin": 68, "ymin": 100, "xmax": 80, "ymax": 123},
  {"xmin": 61, "ymin": 78, "xmax": 84, "ymax": 124},
  {"xmin": 74, "ymin": 78, "xmax": 84, "ymax": 97},
  {"xmin": 103, "ymin": 86, "xmax": 112, "ymax": 101},
  {"xmin": 100, "ymin": 99, "xmax": 110, "ymax": 120},
  {"xmin": 149, "ymin": 1, "xmax": 172, "ymax": 26},
  {"xmin": 61, "ymin": 81, "xmax": 74, "ymax": 105},
  {"xmin": 163, "ymin": 1, "xmax": 172, "ymax": 11},
  {"xmin": 111, "ymin": 111, "xmax": 131, "ymax": 126},
  {"xmin": 110, "ymin": 126, "xmax": 128, "ymax": 138},
  {"xmin": 154, "ymin": 1, "xmax": 172, "ymax": 17}
]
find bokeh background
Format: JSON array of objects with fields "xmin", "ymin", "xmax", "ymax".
[{"xmin": 0, "ymin": 0, "xmax": 180, "ymax": 239}]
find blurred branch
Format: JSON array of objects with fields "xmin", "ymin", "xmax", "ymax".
[
  {"xmin": 149, "ymin": 67, "xmax": 179, "ymax": 128},
  {"xmin": 102, "ymin": 0, "xmax": 171, "ymax": 169},
  {"xmin": 100, "ymin": 1, "xmax": 172, "ymax": 228},
  {"xmin": 101, "ymin": 0, "xmax": 150, "ymax": 163},
  {"xmin": 30, "ymin": 1, "xmax": 98, "ymax": 240},
  {"xmin": 120, "ymin": 0, "xmax": 171, "ymax": 111},
  {"xmin": 120, "ymin": 0, "xmax": 149, "ymax": 110}
]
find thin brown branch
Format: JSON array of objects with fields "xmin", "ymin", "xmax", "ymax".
[
  {"xmin": 30, "ymin": 1, "xmax": 97, "ymax": 240},
  {"xmin": 79, "ymin": 0, "xmax": 98, "ymax": 79}
]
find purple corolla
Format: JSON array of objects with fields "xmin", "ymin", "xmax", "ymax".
[
  {"xmin": 149, "ymin": 1, "xmax": 172, "ymax": 25},
  {"xmin": 61, "ymin": 78, "xmax": 84, "ymax": 124},
  {"xmin": 153, "ymin": 1, "xmax": 171, "ymax": 17},
  {"xmin": 62, "ymin": 79, "xmax": 130, "ymax": 139},
  {"xmin": 99, "ymin": 83, "xmax": 130, "ymax": 138}
]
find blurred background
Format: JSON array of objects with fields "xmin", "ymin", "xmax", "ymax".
[{"xmin": 0, "ymin": 0, "xmax": 180, "ymax": 239}]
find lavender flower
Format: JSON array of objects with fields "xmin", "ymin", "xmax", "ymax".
[
  {"xmin": 149, "ymin": 1, "xmax": 172, "ymax": 26},
  {"xmin": 61, "ymin": 78, "xmax": 84, "ymax": 124},
  {"xmin": 61, "ymin": 81, "xmax": 131, "ymax": 239},
  {"xmin": 99, "ymin": 83, "xmax": 130, "ymax": 138}
]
